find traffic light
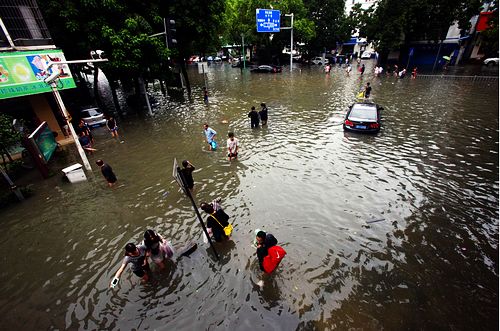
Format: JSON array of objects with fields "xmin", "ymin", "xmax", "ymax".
[{"xmin": 166, "ymin": 18, "xmax": 177, "ymax": 48}]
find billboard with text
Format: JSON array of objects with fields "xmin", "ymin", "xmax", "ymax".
[{"xmin": 0, "ymin": 49, "xmax": 76, "ymax": 100}]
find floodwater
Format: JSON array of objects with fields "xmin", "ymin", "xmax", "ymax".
[{"xmin": 0, "ymin": 62, "xmax": 498, "ymax": 330}]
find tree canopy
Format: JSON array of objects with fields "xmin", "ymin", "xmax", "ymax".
[{"xmin": 353, "ymin": 0, "xmax": 483, "ymax": 56}]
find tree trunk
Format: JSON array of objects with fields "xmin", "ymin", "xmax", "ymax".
[
  {"xmin": 0, "ymin": 146, "xmax": 13, "ymax": 163},
  {"xmin": 94, "ymin": 66, "xmax": 102, "ymax": 107},
  {"xmin": 109, "ymin": 80, "xmax": 121, "ymax": 113},
  {"xmin": 179, "ymin": 60, "xmax": 191, "ymax": 96},
  {"xmin": 377, "ymin": 49, "xmax": 390, "ymax": 68},
  {"xmin": 159, "ymin": 80, "xmax": 166, "ymax": 96}
]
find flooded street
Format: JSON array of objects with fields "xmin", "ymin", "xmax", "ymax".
[{"xmin": 0, "ymin": 63, "xmax": 498, "ymax": 330}]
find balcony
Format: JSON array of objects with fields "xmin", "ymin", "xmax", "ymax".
[{"xmin": 0, "ymin": 0, "xmax": 54, "ymax": 50}]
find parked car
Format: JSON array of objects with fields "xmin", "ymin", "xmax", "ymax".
[
  {"xmin": 361, "ymin": 51, "xmax": 373, "ymax": 59},
  {"xmin": 231, "ymin": 58, "xmax": 253, "ymax": 68},
  {"xmin": 311, "ymin": 56, "xmax": 328, "ymax": 65},
  {"xmin": 250, "ymin": 65, "xmax": 282, "ymax": 73},
  {"xmin": 483, "ymin": 57, "xmax": 499, "ymax": 66},
  {"xmin": 187, "ymin": 55, "xmax": 200, "ymax": 64},
  {"xmin": 207, "ymin": 56, "xmax": 222, "ymax": 62},
  {"xmin": 80, "ymin": 107, "xmax": 107, "ymax": 127},
  {"xmin": 343, "ymin": 102, "xmax": 383, "ymax": 134}
]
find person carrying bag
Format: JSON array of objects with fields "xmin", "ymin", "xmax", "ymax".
[{"xmin": 200, "ymin": 201, "xmax": 233, "ymax": 242}]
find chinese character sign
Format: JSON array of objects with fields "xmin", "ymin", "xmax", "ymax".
[
  {"xmin": 0, "ymin": 50, "xmax": 76, "ymax": 100},
  {"xmin": 256, "ymin": 9, "xmax": 280, "ymax": 33}
]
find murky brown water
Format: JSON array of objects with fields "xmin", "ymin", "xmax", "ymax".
[{"xmin": 0, "ymin": 63, "xmax": 498, "ymax": 330}]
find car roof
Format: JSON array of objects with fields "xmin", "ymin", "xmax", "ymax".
[
  {"xmin": 81, "ymin": 108, "xmax": 101, "ymax": 115},
  {"xmin": 352, "ymin": 103, "xmax": 378, "ymax": 110}
]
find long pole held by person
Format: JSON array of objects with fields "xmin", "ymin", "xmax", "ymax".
[{"xmin": 173, "ymin": 159, "xmax": 219, "ymax": 260}]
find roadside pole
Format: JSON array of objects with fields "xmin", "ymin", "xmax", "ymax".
[
  {"xmin": 173, "ymin": 159, "xmax": 219, "ymax": 260},
  {"xmin": 282, "ymin": 13, "xmax": 294, "ymax": 73},
  {"xmin": 45, "ymin": 58, "xmax": 108, "ymax": 172},
  {"xmin": 49, "ymin": 82, "xmax": 92, "ymax": 171}
]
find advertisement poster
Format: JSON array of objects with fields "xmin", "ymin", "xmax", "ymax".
[
  {"xmin": 0, "ymin": 49, "xmax": 76, "ymax": 100},
  {"xmin": 28, "ymin": 121, "xmax": 58, "ymax": 163}
]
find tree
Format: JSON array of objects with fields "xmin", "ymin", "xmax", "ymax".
[
  {"xmin": 222, "ymin": 0, "xmax": 315, "ymax": 63},
  {"xmin": 162, "ymin": 0, "xmax": 226, "ymax": 95},
  {"xmin": 41, "ymin": 0, "xmax": 170, "ymax": 103},
  {"xmin": 355, "ymin": 0, "xmax": 483, "ymax": 65},
  {"xmin": 0, "ymin": 114, "xmax": 22, "ymax": 165},
  {"xmin": 304, "ymin": 0, "xmax": 352, "ymax": 54}
]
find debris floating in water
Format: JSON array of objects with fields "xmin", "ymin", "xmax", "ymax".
[{"xmin": 366, "ymin": 218, "xmax": 385, "ymax": 224}]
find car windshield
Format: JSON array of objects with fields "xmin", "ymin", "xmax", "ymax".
[
  {"xmin": 350, "ymin": 105, "xmax": 377, "ymax": 120},
  {"xmin": 82, "ymin": 109, "xmax": 100, "ymax": 117}
]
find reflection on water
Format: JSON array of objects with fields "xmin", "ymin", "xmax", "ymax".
[{"xmin": 0, "ymin": 63, "xmax": 498, "ymax": 330}]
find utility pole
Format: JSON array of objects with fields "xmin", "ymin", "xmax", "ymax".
[
  {"xmin": 45, "ymin": 58, "xmax": 108, "ymax": 171},
  {"xmin": 281, "ymin": 13, "xmax": 294, "ymax": 72}
]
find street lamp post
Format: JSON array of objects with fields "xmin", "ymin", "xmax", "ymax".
[
  {"xmin": 49, "ymin": 82, "xmax": 92, "ymax": 171},
  {"xmin": 281, "ymin": 13, "xmax": 294, "ymax": 72},
  {"xmin": 45, "ymin": 58, "xmax": 108, "ymax": 171}
]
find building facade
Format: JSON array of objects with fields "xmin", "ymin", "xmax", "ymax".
[{"xmin": 0, "ymin": 0, "xmax": 75, "ymax": 143}]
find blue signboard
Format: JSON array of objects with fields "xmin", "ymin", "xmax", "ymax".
[{"xmin": 256, "ymin": 9, "xmax": 280, "ymax": 33}]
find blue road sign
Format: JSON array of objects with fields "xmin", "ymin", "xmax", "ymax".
[{"xmin": 256, "ymin": 9, "xmax": 280, "ymax": 33}]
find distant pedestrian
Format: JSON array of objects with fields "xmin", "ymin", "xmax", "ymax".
[
  {"xmin": 227, "ymin": 132, "xmax": 239, "ymax": 161},
  {"xmin": 203, "ymin": 123, "xmax": 217, "ymax": 150},
  {"xmin": 248, "ymin": 106, "xmax": 260, "ymax": 129},
  {"xmin": 180, "ymin": 160, "xmax": 195, "ymax": 192},
  {"xmin": 393, "ymin": 65, "xmax": 399, "ymax": 77},
  {"xmin": 324, "ymin": 64, "xmax": 331, "ymax": 73},
  {"xmin": 411, "ymin": 67, "xmax": 417, "ymax": 79},
  {"xmin": 96, "ymin": 159, "xmax": 117, "ymax": 187},
  {"xmin": 106, "ymin": 116, "xmax": 119, "ymax": 139},
  {"xmin": 346, "ymin": 64, "xmax": 352, "ymax": 75},
  {"xmin": 203, "ymin": 87, "xmax": 208, "ymax": 104},
  {"xmin": 364, "ymin": 82, "xmax": 372, "ymax": 99},
  {"xmin": 109, "ymin": 243, "xmax": 149, "ymax": 288},
  {"xmin": 399, "ymin": 68, "xmax": 407, "ymax": 79},
  {"xmin": 359, "ymin": 63, "xmax": 365, "ymax": 75},
  {"xmin": 259, "ymin": 103, "xmax": 268, "ymax": 126}
]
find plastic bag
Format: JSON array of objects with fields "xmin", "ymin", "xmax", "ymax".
[{"xmin": 223, "ymin": 223, "xmax": 233, "ymax": 236}]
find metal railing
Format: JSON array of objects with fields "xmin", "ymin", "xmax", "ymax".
[{"xmin": 417, "ymin": 74, "xmax": 498, "ymax": 82}]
